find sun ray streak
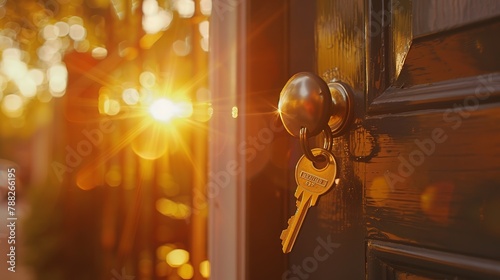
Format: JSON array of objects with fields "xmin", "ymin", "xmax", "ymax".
[{"xmin": 76, "ymin": 118, "xmax": 153, "ymax": 189}]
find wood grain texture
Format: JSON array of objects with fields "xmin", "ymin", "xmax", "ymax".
[
  {"xmin": 365, "ymin": 99, "xmax": 500, "ymax": 259},
  {"xmin": 413, "ymin": 0, "xmax": 500, "ymax": 37},
  {"xmin": 366, "ymin": 0, "xmax": 500, "ymax": 278},
  {"xmin": 395, "ymin": 18, "xmax": 500, "ymax": 88}
]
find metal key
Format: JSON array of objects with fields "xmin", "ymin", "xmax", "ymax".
[{"xmin": 280, "ymin": 148, "xmax": 338, "ymax": 253}]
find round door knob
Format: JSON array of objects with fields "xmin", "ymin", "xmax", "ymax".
[
  {"xmin": 278, "ymin": 72, "xmax": 354, "ymax": 138},
  {"xmin": 278, "ymin": 72, "xmax": 332, "ymax": 137}
]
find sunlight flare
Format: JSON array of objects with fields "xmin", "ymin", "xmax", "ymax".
[{"xmin": 149, "ymin": 98, "xmax": 193, "ymax": 122}]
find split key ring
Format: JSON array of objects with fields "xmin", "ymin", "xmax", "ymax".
[{"xmin": 299, "ymin": 125, "xmax": 333, "ymax": 163}]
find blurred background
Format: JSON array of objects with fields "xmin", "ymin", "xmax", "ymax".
[{"xmin": 0, "ymin": 0, "xmax": 212, "ymax": 279}]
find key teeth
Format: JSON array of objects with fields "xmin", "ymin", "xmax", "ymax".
[
  {"xmin": 280, "ymin": 215, "xmax": 296, "ymax": 241},
  {"xmin": 280, "ymin": 229, "xmax": 288, "ymax": 241}
]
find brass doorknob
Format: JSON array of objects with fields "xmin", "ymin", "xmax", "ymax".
[{"xmin": 278, "ymin": 72, "xmax": 354, "ymax": 138}]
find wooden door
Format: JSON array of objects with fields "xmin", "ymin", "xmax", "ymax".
[
  {"xmin": 209, "ymin": 0, "xmax": 500, "ymax": 279},
  {"xmin": 282, "ymin": 0, "xmax": 500, "ymax": 279},
  {"xmin": 363, "ymin": 1, "xmax": 500, "ymax": 279}
]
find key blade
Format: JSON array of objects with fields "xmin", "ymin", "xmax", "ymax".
[{"xmin": 281, "ymin": 192, "xmax": 313, "ymax": 253}]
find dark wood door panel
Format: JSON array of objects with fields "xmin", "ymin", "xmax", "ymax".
[
  {"xmin": 364, "ymin": 0, "xmax": 500, "ymax": 264},
  {"xmin": 412, "ymin": 0, "xmax": 500, "ymax": 37},
  {"xmin": 394, "ymin": 18, "xmax": 500, "ymax": 88},
  {"xmin": 370, "ymin": 74, "xmax": 500, "ymax": 115},
  {"xmin": 368, "ymin": 240, "xmax": 500, "ymax": 279},
  {"xmin": 364, "ymin": 100, "xmax": 500, "ymax": 259},
  {"xmin": 283, "ymin": 0, "xmax": 500, "ymax": 279}
]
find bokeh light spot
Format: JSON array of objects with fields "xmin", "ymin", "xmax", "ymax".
[
  {"xmin": 176, "ymin": 0, "xmax": 195, "ymax": 18},
  {"xmin": 28, "ymin": 68, "xmax": 45, "ymax": 85},
  {"xmin": 166, "ymin": 249, "xmax": 189, "ymax": 267},
  {"xmin": 104, "ymin": 99, "xmax": 121, "ymax": 115},
  {"xmin": 173, "ymin": 39, "xmax": 191, "ymax": 56},
  {"xmin": 140, "ymin": 71, "xmax": 156, "ymax": 88},
  {"xmin": 231, "ymin": 106, "xmax": 238, "ymax": 118},
  {"xmin": 122, "ymin": 88, "xmax": 140, "ymax": 105},
  {"xmin": 91, "ymin": 47, "xmax": 108, "ymax": 59},
  {"xmin": 156, "ymin": 244, "xmax": 175, "ymax": 260},
  {"xmin": 105, "ymin": 166, "xmax": 122, "ymax": 187},
  {"xmin": 200, "ymin": 0, "xmax": 212, "ymax": 15},
  {"xmin": 199, "ymin": 21, "xmax": 209, "ymax": 38},
  {"xmin": 1, "ymin": 94, "xmax": 23, "ymax": 118},
  {"xmin": 69, "ymin": 24, "xmax": 87, "ymax": 41},
  {"xmin": 55, "ymin": 21, "xmax": 69, "ymax": 37},
  {"xmin": 200, "ymin": 260, "xmax": 210, "ymax": 278},
  {"xmin": 177, "ymin": 263, "xmax": 194, "ymax": 279}
]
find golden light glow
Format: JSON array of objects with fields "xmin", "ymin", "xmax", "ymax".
[
  {"xmin": 156, "ymin": 244, "xmax": 175, "ymax": 260},
  {"xmin": 150, "ymin": 98, "xmax": 176, "ymax": 121},
  {"xmin": 199, "ymin": 260, "xmax": 210, "ymax": 278},
  {"xmin": 176, "ymin": 0, "xmax": 195, "ymax": 18},
  {"xmin": 105, "ymin": 166, "xmax": 122, "ymax": 187},
  {"xmin": 74, "ymin": 40, "xmax": 90, "ymax": 53},
  {"xmin": 421, "ymin": 182, "xmax": 454, "ymax": 224},
  {"xmin": 156, "ymin": 198, "xmax": 191, "ymax": 219},
  {"xmin": 177, "ymin": 263, "xmax": 194, "ymax": 279},
  {"xmin": 231, "ymin": 106, "xmax": 238, "ymax": 118},
  {"xmin": 2, "ymin": 57, "xmax": 27, "ymax": 81},
  {"xmin": 103, "ymin": 99, "xmax": 121, "ymax": 116},
  {"xmin": 43, "ymin": 24, "xmax": 59, "ymax": 40},
  {"xmin": 166, "ymin": 249, "xmax": 189, "ymax": 267},
  {"xmin": 200, "ymin": 37, "xmax": 209, "ymax": 52},
  {"xmin": 91, "ymin": 47, "xmax": 108, "ymax": 59},
  {"xmin": 176, "ymin": 101, "xmax": 193, "ymax": 118},
  {"xmin": 49, "ymin": 78, "xmax": 67, "ymax": 97},
  {"xmin": 158, "ymin": 173, "xmax": 181, "ymax": 197},
  {"xmin": 199, "ymin": 21, "xmax": 209, "ymax": 38},
  {"xmin": 149, "ymin": 98, "xmax": 193, "ymax": 122},
  {"xmin": 1, "ymin": 94, "xmax": 23, "ymax": 118},
  {"xmin": 140, "ymin": 71, "xmax": 156, "ymax": 88},
  {"xmin": 122, "ymin": 88, "xmax": 140, "ymax": 105},
  {"xmin": 368, "ymin": 176, "xmax": 390, "ymax": 203},
  {"xmin": 140, "ymin": 32, "xmax": 164, "ymax": 49},
  {"xmin": 173, "ymin": 39, "xmax": 191, "ymax": 56},
  {"xmin": 156, "ymin": 198, "xmax": 177, "ymax": 216},
  {"xmin": 131, "ymin": 124, "xmax": 168, "ymax": 159},
  {"xmin": 142, "ymin": 0, "xmax": 159, "ymax": 15},
  {"xmin": 200, "ymin": 0, "xmax": 212, "ymax": 16},
  {"xmin": 0, "ymin": 1, "xmax": 211, "ymax": 273},
  {"xmin": 17, "ymin": 76, "xmax": 37, "ymax": 98},
  {"xmin": 196, "ymin": 88, "xmax": 210, "ymax": 102},
  {"xmin": 192, "ymin": 102, "xmax": 213, "ymax": 122},
  {"xmin": 142, "ymin": 0, "xmax": 173, "ymax": 34},
  {"xmin": 69, "ymin": 24, "xmax": 87, "ymax": 41},
  {"xmin": 55, "ymin": 21, "xmax": 69, "ymax": 37},
  {"xmin": 0, "ymin": 75, "xmax": 7, "ymax": 92},
  {"xmin": 3, "ymin": 47, "xmax": 22, "ymax": 60},
  {"xmin": 48, "ymin": 63, "xmax": 68, "ymax": 97},
  {"xmin": 37, "ymin": 44, "xmax": 60, "ymax": 62},
  {"xmin": 28, "ymin": 69, "xmax": 45, "ymax": 86},
  {"xmin": 37, "ymin": 90, "xmax": 52, "ymax": 103}
]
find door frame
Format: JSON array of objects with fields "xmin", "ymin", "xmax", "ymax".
[{"xmin": 208, "ymin": 0, "xmax": 247, "ymax": 279}]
